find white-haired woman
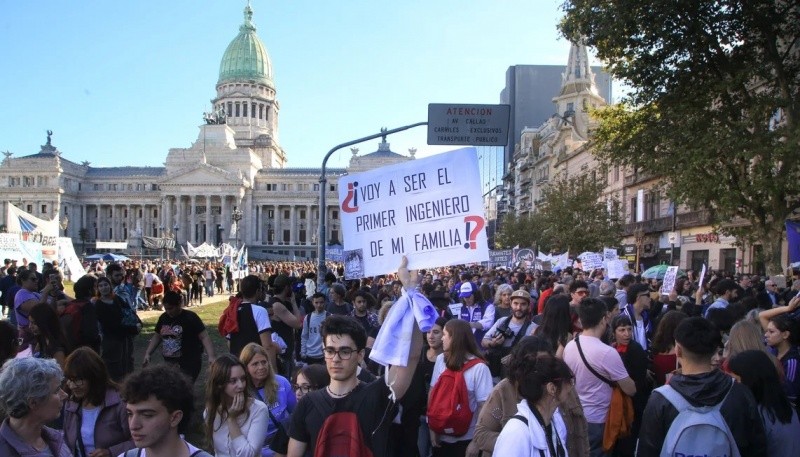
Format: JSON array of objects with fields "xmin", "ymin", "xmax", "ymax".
[
  {"xmin": 493, "ymin": 284, "xmax": 514, "ymax": 322},
  {"xmin": 0, "ymin": 357, "xmax": 71, "ymax": 456}
]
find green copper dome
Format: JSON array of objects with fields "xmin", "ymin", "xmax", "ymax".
[{"xmin": 218, "ymin": 4, "xmax": 273, "ymax": 86}]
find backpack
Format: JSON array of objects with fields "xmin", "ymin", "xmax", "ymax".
[
  {"xmin": 427, "ymin": 357, "xmax": 484, "ymax": 436},
  {"xmin": 229, "ymin": 302, "xmax": 260, "ymax": 357},
  {"xmin": 60, "ymin": 299, "xmax": 101, "ymax": 351},
  {"xmin": 655, "ymin": 379, "xmax": 741, "ymax": 457},
  {"xmin": 311, "ymin": 390, "xmax": 375, "ymax": 457}
]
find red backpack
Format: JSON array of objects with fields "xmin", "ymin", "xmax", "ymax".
[
  {"xmin": 312, "ymin": 395, "xmax": 374, "ymax": 457},
  {"xmin": 427, "ymin": 357, "xmax": 484, "ymax": 436}
]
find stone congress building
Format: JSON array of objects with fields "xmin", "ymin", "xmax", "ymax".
[{"xmin": 0, "ymin": 4, "xmax": 411, "ymax": 260}]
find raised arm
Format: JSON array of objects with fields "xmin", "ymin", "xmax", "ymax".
[
  {"xmin": 759, "ymin": 295, "xmax": 800, "ymax": 331},
  {"xmin": 386, "ymin": 256, "xmax": 424, "ymax": 402}
]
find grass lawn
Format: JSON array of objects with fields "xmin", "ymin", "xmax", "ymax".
[{"xmin": 133, "ymin": 295, "xmax": 231, "ymax": 449}]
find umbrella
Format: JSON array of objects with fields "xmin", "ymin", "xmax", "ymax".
[
  {"xmin": 85, "ymin": 253, "xmax": 130, "ymax": 262},
  {"xmin": 641, "ymin": 264, "xmax": 686, "ymax": 280}
]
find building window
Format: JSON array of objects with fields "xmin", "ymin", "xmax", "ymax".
[
  {"xmin": 689, "ymin": 250, "xmax": 709, "ymax": 273},
  {"xmin": 329, "ymin": 184, "xmax": 335, "ymax": 191},
  {"xmin": 227, "ymin": 102, "xmax": 233, "ymax": 117},
  {"xmin": 251, "ymin": 102, "xmax": 256, "ymax": 118},
  {"xmin": 313, "ymin": 183, "xmax": 320, "ymax": 191},
  {"xmin": 26, "ymin": 204, "xmax": 33, "ymax": 213},
  {"xmin": 283, "ymin": 210, "xmax": 290, "ymax": 219},
  {"xmin": 41, "ymin": 204, "xmax": 47, "ymax": 214},
  {"xmin": 300, "ymin": 210, "xmax": 306, "ymax": 219},
  {"xmin": 332, "ymin": 210, "xmax": 339, "ymax": 220},
  {"xmin": 153, "ymin": 209, "xmax": 158, "ymax": 217},
  {"xmin": 283, "ymin": 229, "xmax": 290, "ymax": 242},
  {"xmin": 259, "ymin": 105, "xmax": 264, "ymax": 120},
  {"xmin": 235, "ymin": 103, "xmax": 240, "ymax": 117},
  {"xmin": 720, "ymin": 248, "xmax": 736, "ymax": 275}
]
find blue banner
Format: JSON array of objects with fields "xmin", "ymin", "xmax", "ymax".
[{"xmin": 787, "ymin": 220, "xmax": 800, "ymax": 264}]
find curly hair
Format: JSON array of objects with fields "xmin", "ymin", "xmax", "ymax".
[{"xmin": 121, "ymin": 364, "xmax": 194, "ymax": 433}]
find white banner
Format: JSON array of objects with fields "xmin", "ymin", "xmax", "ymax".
[
  {"xmin": 57, "ymin": 237, "xmax": 86, "ymax": 282},
  {"xmin": 5, "ymin": 203, "xmax": 60, "ymax": 261},
  {"xmin": 661, "ymin": 266, "xmax": 680, "ymax": 295},
  {"xmin": 0, "ymin": 234, "xmax": 44, "ymax": 266},
  {"xmin": 338, "ymin": 147, "xmax": 489, "ymax": 278},
  {"xmin": 603, "ymin": 247, "xmax": 619, "ymax": 262},
  {"xmin": 606, "ymin": 259, "xmax": 629, "ymax": 280},
  {"xmin": 578, "ymin": 252, "xmax": 604, "ymax": 271},
  {"xmin": 95, "ymin": 241, "xmax": 128, "ymax": 250}
]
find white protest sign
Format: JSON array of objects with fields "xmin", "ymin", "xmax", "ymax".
[
  {"xmin": 698, "ymin": 264, "xmax": 707, "ymax": 289},
  {"xmin": 579, "ymin": 252, "xmax": 604, "ymax": 271},
  {"xmin": 607, "ymin": 259, "xmax": 629, "ymax": 280},
  {"xmin": 661, "ymin": 266, "xmax": 680, "ymax": 295},
  {"xmin": 338, "ymin": 147, "xmax": 489, "ymax": 278},
  {"xmin": 603, "ymin": 247, "xmax": 619, "ymax": 261}
]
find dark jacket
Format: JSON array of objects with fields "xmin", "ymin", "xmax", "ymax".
[
  {"xmin": 635, "ymin": 369, "xmax": 767, "ymax": 457},
  {"xmin": 62, "ymin": 388, "xmax": 135, "ymax": 457},
  {"xmin": 0, "ymin": 419, "xmax": 72, "ymax": 457}
]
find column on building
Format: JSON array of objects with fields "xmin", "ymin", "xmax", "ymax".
[
  {"xmin": 289, "ymin": 205, "xmax": 297, "ymax": 247},
  {"xmin": 175, "ymin": 195, "xmax": 187, "ymax": 243},
  {"xmin": 189, "ymin": 195, "xmax": 197, "ymax": 244},
  {"xmin": 245, "ymin": 191, "xmax": 254, "ymax": 245},
  {"xmin": 220, "ymin": 194, "xmax": 229, "ymax": 244},
  {"xmin": 205, "ymin": 195, "xmax": 212, "ymax": 243}
]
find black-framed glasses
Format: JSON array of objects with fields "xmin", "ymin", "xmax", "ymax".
[
  {"xmin": 323, "ymin": 347, "xmax": 357, "ymax": 360},
  {"xmin": 292, "ymin": 384, "xmax": 313, "ymax": 394}
]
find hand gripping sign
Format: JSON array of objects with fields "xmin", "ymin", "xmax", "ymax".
[{"xmin": 338, "ymin": 147, "xmax": 489, "ymax": 278}]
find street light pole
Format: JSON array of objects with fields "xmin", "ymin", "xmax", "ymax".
[
  {"xmin": 231, "ymin": 207, "xmax": 243, "ymax": 288},
  {"xmin": 317, "ymin": 122, "xmax": 428, "ymax": 287}
]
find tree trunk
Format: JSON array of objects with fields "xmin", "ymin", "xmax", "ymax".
[{"xmin": 763, "ymin": 222, "xmax": 785, "ymax": 276}]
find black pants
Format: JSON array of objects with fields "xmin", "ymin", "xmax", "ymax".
[{"xmin": 432, "ymin": 440, "xmax": 469, "ymax": 457}]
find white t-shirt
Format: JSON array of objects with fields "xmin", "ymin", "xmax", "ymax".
[
  {"xmin": 563, "ymin": 334, "xmax": 630, "ymax": 423},
  {"xmin": 225, "ymin": 303, "xmax": 272, "ymax": 339},
  {"xmin": 633, "ymin": 318, "xmax": 647, "ymax": 350},
  {"xmin": 430, "ymin": 353, "xmax": 493, "ymax": 442},
  {"xmin": 81, "ymin": 406, "xmax": 101, "ymax": 453},
  {"xmin": 116, "ymin": 439, "xmax": 206, "ymax": 457},
  {"xmin": 482, "ymin": 317, "xmax": 536, "ymax": 347}
]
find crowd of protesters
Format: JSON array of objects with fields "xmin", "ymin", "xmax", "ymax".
[{"xmin": 1, "ymin": 254, "xmax": 800, "ymax": 456}]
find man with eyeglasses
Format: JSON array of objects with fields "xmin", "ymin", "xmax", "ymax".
[
  {"xmin": 622, "ymin": 283, "xmax": 653, "ymax": 351},
  {"xmin": 568, "ymin": 280, "xmax": 590, "ymax": 332},
  {"xmin": 287, "ymin": 259, "xmax": 424, "ymax": 457}
]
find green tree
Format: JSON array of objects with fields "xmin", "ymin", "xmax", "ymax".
[
  {"xmin": 560, "ymin": 0, "xmax": 800, "ymax": 273},
  {"xmin": 497, "ymin": 174, "xmax": 622, "ymax": 253}
]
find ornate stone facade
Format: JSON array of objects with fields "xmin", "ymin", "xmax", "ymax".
[{"xmin": 0, "ymin": 4, "xmax": 411, "ymax": 260}]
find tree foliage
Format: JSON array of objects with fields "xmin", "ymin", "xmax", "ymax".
[
  {"xmin": 560, "ymin": 0, "xmax": 800, "ymax": 273},
  {"xmin": 497, "ymin": 174, "xmax": 623, "ymax": 253}
]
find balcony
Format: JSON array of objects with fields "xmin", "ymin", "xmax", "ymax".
[
  {"xmin": 676, "ymin": 210, "xmax": 713, "ymax": 228},
  {"xmin": 623, "ymin": 216, "xmax": 673, "ymax": 236},
  {"xmin": 622, "ymin": 210, "xmax": 714, "ymax": 236},
  {"xmin": 623, "ymin": 170, "xmax": 656, "ymax": 186}
]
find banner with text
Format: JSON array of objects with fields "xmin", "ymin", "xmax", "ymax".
[
  {"xmin": 339, "ymin": 147, "xmax": 488, "ymax": 277},
  {"xmin": 488, "ymin": 249, "xmax": 513, "ymax": 268},
  {"xmin": 5, "ymin": 203, "xmax": 59, "ymax": 261},
  {"xmin": 57, "ymin": 237, "xmax": 86, "ymax": 282}
]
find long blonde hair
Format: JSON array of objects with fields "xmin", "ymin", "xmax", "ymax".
[
  {"xmin": 239, "ymin": 343, "xmax": 278, "ymax": 403},
  {"xmin": 725, "ymin": 320, "xmax": 781, "ymax": 373}
]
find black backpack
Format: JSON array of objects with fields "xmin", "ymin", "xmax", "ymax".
[{"xmin": 229, "ymin": 302, "xmax": 260, "ymax": 357}]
